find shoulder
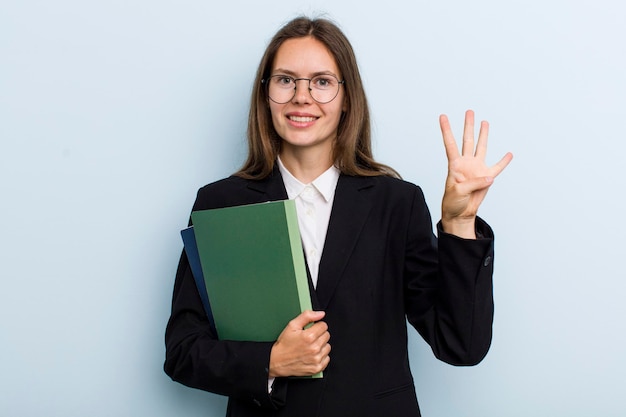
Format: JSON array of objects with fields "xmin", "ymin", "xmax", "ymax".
[
  {"xmin": 342, "ymin": 174, "xmax": 424, "ymax": 198},
  {"xmin": 192, "ymin": 176, "xmax": 259, "ymax": 211},
  {"xmin": 197, "ymin": 175, "xmax": 249, "ymax": 196},
  {"xmin": 192, "ymin": 170, "xmax": 285, "ymax": 211},
  {"xmin": 374, "ymin": 175, "xmax": 421, "ymax": 191},
  {"xmin": 336, "ymin": 175, "xmax": 428, "ymax": 217}
]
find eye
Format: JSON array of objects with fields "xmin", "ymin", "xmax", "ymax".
[
  {"xmin": 312, "ymin": 76, "xmax": 336, "ymax": 89},
  {"xmin": 273, "ymin": 75, "xmax": 295, "ymax": 87}
]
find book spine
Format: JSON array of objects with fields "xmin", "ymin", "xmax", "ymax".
[
  {"xmin": 283, "ymin": 200, "xmax": 313, "ymax": 313},
  {"xmin": 284, "ymin": 200, "xmax": 323, "ymax": 378}
]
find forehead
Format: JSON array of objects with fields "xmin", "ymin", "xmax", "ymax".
[{"xmin": 272, "ymin": 36, "xmax": 340, "ymax": 76}]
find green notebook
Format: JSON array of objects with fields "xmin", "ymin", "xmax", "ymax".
[{"xmin": 190, "ymin": 200, "xmax": 313, "ymax": 343}]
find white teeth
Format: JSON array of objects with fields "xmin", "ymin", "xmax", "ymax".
[{"xmin": 289, "ymin": 116, "xmax": 316, "ymax": 122}]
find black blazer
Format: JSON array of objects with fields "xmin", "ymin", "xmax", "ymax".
[{"xmin": 164, "ymin": 168, "xmax": 495, "ymax": 417}]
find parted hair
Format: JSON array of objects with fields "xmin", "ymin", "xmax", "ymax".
[{"xmin": 235, "ymin": 16, "xmax": 399, "ymax": 179}]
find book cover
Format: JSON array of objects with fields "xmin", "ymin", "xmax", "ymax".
[
  {"xmin": 180, "ymin": 226, "xmax": 216, "ymax": 335},
  {"xmin": 189, "ymin": 200, "xmax": 313, "ymax": 343}
]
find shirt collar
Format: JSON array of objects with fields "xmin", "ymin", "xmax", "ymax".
[{"xmin": 277, "ymin": 157, "xmax": 340, "ymax": 202}]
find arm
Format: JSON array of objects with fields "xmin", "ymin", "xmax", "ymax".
[
  {"xmin": 164, "ymin": 233, "xmax": 330, "ymax": 407},
  {"xmin": 432, "ymin": 218, "xmax": 495, "ymax": 365},
  {"xmin": 406, "ymin": 111, "xmax": 510, "ymax": 363},
  {"xmin": 164, "ymin": 250, "xmax": 280, "ymax": 408},
  {"xmin": 403, "ymin": 187, "xmax": 494, "ymax": 366}
]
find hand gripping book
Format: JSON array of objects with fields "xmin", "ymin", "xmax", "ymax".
[{"xmin": 184, "ymin": 200, "xmax": 314, "ymax": 344}]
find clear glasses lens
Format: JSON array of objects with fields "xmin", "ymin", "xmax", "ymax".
[{"xmin": 266, "ymin": 75, "xmax": 342, "ymax": 104}]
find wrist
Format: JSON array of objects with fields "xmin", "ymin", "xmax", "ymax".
[{"xmin": 441, "ymin": 216, "xmax": 476, "ymax": 239}]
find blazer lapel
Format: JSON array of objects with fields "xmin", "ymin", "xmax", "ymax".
[
  {"xmin": 245, "ymin": 166, "xmax": 289, "ymax": 201},
  {"xmin": 315, "ymin": 175, "xmax": 376, "ymax": 309},
  {"xmin": 245, "ymin": 169, "xmax": 375, "ymax": 310}
]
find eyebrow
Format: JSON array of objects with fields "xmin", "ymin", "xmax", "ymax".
[{"xmin": 272, "ymin": 68, "xmax": 340, "ymax": 78}]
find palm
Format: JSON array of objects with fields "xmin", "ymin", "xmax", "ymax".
[{"xmin": 440, "ymin": 110, "xmax": 512, "ymax": 223}]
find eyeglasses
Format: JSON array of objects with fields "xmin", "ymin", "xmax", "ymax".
[{"xmin": 262, "ymin": 74, "xmax": 345, "ymax": 104}]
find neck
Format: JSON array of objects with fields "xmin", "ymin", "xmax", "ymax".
[{"xmin": 279, "ymin": 146, "xmax": 333, "ymax": 183}]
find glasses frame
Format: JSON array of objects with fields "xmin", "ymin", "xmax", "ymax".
[{"xmin": 262, "ymin": 74, "xmax": 345, "ymax": 104}]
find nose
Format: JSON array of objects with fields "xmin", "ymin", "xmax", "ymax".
[{"xmin": 292, "ymin": 79, "xmax": 312, "ymax": 104}]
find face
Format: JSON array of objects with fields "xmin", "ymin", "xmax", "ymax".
[{"xmin": 269, "ymin": 36, "xmax": 346, "ymax": 158}]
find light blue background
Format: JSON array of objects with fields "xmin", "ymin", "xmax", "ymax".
[{"xmin": 2, "ymin": 1, "xmax": 625, "ymax": 416}]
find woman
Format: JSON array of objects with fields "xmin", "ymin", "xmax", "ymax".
[{"xmin": 164, "ymin": 16, "xmax": 512, "ymax": 417}]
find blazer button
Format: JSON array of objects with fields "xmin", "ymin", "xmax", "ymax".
[{"xmin": 483, "ymin": 256, "xmax": 492, "ymax": 267}]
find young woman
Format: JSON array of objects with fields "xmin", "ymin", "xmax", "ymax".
[{"xmin": 164, "ymin": 16, "xmax": 512, "ymax": 417}]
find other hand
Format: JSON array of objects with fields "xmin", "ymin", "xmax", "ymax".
[{"xmin": 440, "ymin": 110, "xmax": 513, "ymax": 238}]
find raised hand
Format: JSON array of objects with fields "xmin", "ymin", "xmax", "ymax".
[
  {"xmin": 440, "ymin": 110, "xmax": 513, "ymax": 238},
  {"xmin": 269, "ymin": 310, "xmax": 331, "ymax": 377}
]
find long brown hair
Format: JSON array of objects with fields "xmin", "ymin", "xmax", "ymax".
[{"xmin": 236, "ymin": 16, "xmax": 399, "ymax": 179}]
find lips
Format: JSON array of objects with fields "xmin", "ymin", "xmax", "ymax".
[{"xmin": 288, "ymin": 115, "xmax": 318, "ymax": 123}]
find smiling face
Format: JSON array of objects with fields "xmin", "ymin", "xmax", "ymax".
[{"xmin": 269, "ymin": 36, "xmax": 346, "ymax": 161}]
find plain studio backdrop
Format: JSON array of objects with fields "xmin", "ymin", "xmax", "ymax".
[{"xmin": 1, "ymin": 1, "xmax": 624, "ymax": 416}]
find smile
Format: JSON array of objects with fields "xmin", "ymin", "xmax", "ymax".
[{"xmin": 288, "ymin": 115, "xmax": 318, "ymax": 123}]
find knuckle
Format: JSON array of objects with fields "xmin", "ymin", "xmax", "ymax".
[{"xmin": 304, "ymin": 331, "xmax": 317, "ymax": 343}]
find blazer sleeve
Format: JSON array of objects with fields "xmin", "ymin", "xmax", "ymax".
[
  {"xmin": 163, "ymin": 201, "xmax": 288, "ymax": 410},
  {"xmin": 404, "ymin": 187, "xmax": 495, "ymax": 366}
]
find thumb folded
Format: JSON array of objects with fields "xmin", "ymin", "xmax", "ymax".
[
  {"xmin": 461, "ymin": 176, "xmax": 493, "ymax": 194},
  {"xmin": 291, "ymin": 310, "xmax": 325, "ymax": 329}
]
